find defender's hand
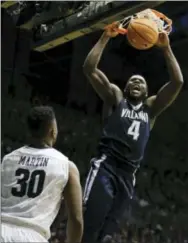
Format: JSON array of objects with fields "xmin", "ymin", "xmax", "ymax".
[
  {"xmin": 104, "ymin": 22, "xmax": 120, "ymax": 38},
  {"xmin": 156, "ymin": 32, "xmax": 170, "ymax": 48}
]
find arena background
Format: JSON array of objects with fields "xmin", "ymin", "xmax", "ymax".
[{"xmin": 1, "ymin": 1, "xmax": 188, "ymax": 242}]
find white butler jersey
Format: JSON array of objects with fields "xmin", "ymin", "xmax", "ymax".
[{"xmin": 1, "ymin": 146, "xmax": 69, "ymax": 240}]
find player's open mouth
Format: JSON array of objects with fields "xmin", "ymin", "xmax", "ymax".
[
  {"xmin": 132, "ymin": 85, "xmax": 140, "ymax": 90},
  {"xmin": 131, "ymin": 85, "xmax": 141, "ymax": 91},
  {"xmin": 130, "ymin": 85, "xmax": 141, "ymax": 95}
]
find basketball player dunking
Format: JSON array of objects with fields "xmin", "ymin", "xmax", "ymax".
[
  {"xmin": 1, "ymin": 106, "xmax": 83, "ymax": 243},
  {"xmin": 82, "ymin": 25, "xmax": 183, "ymax": 243}
]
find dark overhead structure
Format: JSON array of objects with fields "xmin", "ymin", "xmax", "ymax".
[
  {"xmin": 31, "ymin": 1, "xmax": 164, "ymax": 52},
  {"xmin": 1, "ymin": 1, "xmax": 188, "ymax": 52},
  {"xmin": 1, "ymin": 1, "xmax": 165, "ymax": 51}
]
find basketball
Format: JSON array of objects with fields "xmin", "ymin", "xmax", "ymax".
[{"xmin": 127, "ymin": 18, "xmax": 159, "ymax": 50}]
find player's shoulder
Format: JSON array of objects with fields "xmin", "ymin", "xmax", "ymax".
[
  {"xmin": 45, "ymin": 148, "xmax": 69, "ymax": 161},
  {"xmin": 145, "ymin": 95, "xmax": 157, "ymax": 108},
  {"xmin": 69, "ymin": 161, "xmax": 79, "ymax": 172},
  {"xmin": 2, "ymin": 146, "xmax": 25, "ymax": 160},
  {"xmin": 144, "ymin": 95, "xmax": 157, "ymax": 117}
]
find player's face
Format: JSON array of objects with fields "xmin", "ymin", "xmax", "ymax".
[{"xmin": 124, "ymin": 75, "xmax": 148, "ymax": 101}]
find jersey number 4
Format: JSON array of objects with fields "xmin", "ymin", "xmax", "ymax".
[
  {"xmin": 127, "ymin": 120, "xmax": 141, "ymax": 140},
  {"xmin": 11, "ymin": 168, "xmax": 46, "ymax": 198}
]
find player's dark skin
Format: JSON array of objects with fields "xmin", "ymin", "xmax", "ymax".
[{"xmin": 83, "ymin": 27, "xmax": 183, "ymax": 129}]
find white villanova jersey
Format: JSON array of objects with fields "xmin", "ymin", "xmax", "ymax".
[{"xmin": 1, "ymin": 146, "xmax": 69, "ymax": 240}]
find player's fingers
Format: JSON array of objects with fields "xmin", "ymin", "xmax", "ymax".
[
  {"xmin": 110, "ymin": 21, "xmax": 121, "ymax": 33},
  {"xmin": 111, "ymin": 21, "xmax": 120, "ymax": 28}
]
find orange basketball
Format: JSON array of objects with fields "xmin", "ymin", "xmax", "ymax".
[{"xmin": 127, "ymin": 18, "xmax": 159, "ymax": 50}]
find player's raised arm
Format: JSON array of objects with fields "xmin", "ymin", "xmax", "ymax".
[
  {"xmin": 148, "ymin": 32, "xmax": 183, "ymax": 118},
  {"xmin": 64, "ymin": 161, "xmax": 83, "ymax": 243},
  {"xmin": 83, "ymin": 23, "xmax": 123, "ymax": 106}
]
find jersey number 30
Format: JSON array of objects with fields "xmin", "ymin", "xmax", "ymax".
[
  {"xmin": 11, "ymin": 168, "xmax": 45, "ymax": 198},
  {"xmin": 127, "ymin": 120, "xmax": 140, "ymax": 140}
]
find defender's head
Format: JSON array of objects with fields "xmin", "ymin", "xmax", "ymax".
[
  {"xmin": 124, "ymin": 75, "xmax": 148, "ymax": 102},
  {"xmin": 27, "ymin": 106, "xmax": 58, "ymax": 147}
]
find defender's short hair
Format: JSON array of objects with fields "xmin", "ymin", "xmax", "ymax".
[{"xmin": 27, "ymin": 106, "xmax": 55, "ymax": 138}]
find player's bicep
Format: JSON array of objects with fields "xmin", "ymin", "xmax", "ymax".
[
  {"xmin": 85, "ymin": 69, "xmax": 112, "ymax": 101},
  {"xmin": 85, "ymin": 68, "xmax": 122, "ymax": 105},
  {"xmin": 64, "ymin": 161, "xmax": 83, "ymax": 221}
]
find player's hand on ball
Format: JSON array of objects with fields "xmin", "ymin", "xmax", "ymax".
[
  {"xmin": 104, "ymin": 22, "xmax": 120, "ymax": 38},
  {"xmin": 156, "ymin": 32, "xmax": 170, "ymax": 48}
]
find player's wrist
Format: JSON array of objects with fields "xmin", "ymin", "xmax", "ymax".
[
  {"xmin": 161, "ymin": 45, "xmax": 172, "ymax": 54},
  {"xmin": 101, "ymin": 31, "xmax": 111, "ymax": 40},
  {"xmin": 156, "ymin": 43, "xmax": 170, "ymax": 49}
]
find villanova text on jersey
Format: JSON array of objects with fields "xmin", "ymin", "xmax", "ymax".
[
  {"xmin": 98, "ymin": 99, "xmax": 150, "ymax": 169},
  {"xmin": 121, "ymin": 107, "xmax": 149, "ymax": 123}
]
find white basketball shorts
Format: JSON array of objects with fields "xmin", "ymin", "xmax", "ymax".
[{"xmin": 1, "ymin": 223, "xmax": 48, "ymax": 243}]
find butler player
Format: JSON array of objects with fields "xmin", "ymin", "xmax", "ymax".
[
  {"xmin": 1, "ymin": 106, "xmax": 83, "ymax": 243},
  {"xmin": 82, "ymin": 24, "xmax": 183, "ymax": 243}
]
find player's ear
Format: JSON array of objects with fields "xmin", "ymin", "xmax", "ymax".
[
  {"xmin": 49, "ymin": 126, "xmax": 54, "ymax": 138},
  {"xmin": 51, "ymin": 126, "xmax": 58, "ymax": 142},
  {"xmin": 51, "ymin": 128, "xmax": 55, "ymax": 139},
  {"xmin": 145, "ymin": 86, "xmax": 148, "ymax": 98}
]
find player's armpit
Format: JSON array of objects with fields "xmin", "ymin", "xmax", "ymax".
[
  {"xmin": 64, "ymin": 161, "xmax": 83, "ymax": 243},
  {"xmin": 102, "ymin": 102, "xmax": 114, "ymax": 123},
  {"xmin": 84, "ymin": 68, "xmax": 123, "ymax": 106},
  {"xmin": 145, "ymin": 96, "xmax": 156, "ymax": 129},
  {"xmin": 147, "ymin": 80, "xmax": 183, "ymax": 118}
]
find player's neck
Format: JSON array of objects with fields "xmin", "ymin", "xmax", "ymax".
[
  {"xmin": 127, "ymin": 97, "xmax": 142, "ymax": 106},
  {"xmin": 29, "ymin": 138, "xmax": 52, "ymax": 149}
]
